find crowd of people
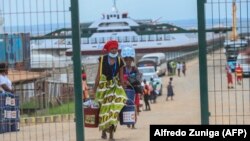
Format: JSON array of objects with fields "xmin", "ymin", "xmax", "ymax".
[
  {"xmin": 167, "ymin": 61, "xmax": 186, "ymax": 77},
  {"xmin": 226, "ymin": 63, "xmax": 243, "ymax": 89}
]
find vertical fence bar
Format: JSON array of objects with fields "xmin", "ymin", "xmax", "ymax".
[
  {"xmin": 197, "ymin": 0, "xmax": 209, "ymax": 124},
  {"xmin": 70, "ymin": 0, "xmax": 84, "ymax": 141}
]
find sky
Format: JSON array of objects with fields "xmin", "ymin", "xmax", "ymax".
[
  {"xmin": 79, "ymin": 0, "xmax": 198, "ymax": 23},
  {"xmin": 1, "ymin": 0, "xmax": 198, "ymax": 26},
  {"xmin": 79, "ymin": 0, "xmax": 249, "ymax": 23},
  {"xmin": 0, "ymin": 0, "xmax": 249, "ymax": 27}
]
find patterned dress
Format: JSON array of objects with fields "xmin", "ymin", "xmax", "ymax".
[{"xmin": 95, "ymin": 55, "xmax": 128, "ymax": 131}]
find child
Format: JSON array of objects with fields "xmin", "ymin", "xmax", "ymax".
[
  {"xmin": 82, "ymin": 73, "xmax": 89, "ymax": 102},
  {"xmin": 235, "ymin": 64, "xmax": 243, "ymax": 85}
]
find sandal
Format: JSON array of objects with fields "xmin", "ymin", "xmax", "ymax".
[
  {"xmin": 101, "ymin": 131, "xmax": 107, "ymax": 139},
  {"xmin": 109, "ymin": 126, "xmax": 114, "ymax": 140}
]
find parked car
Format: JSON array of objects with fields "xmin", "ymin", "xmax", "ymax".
[
  {"xmin": 138, "ymin": 66, "xmax": 162, "ymax": 95},
  {"xmin": 140, "ymin": 53, "xmax": 167, "ymax": 76},
  {"xmin": 137, "ymin": 58, "xmax": 157, "ymax": 71},
  {"xmin": 236, "ymin": 53, "xmax": 250, "ymax": 77},
  {"xmin": 138, "ymin": 66, "xmax": 156, "ymax": 74}
]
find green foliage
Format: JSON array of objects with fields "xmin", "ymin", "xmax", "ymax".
[
  {"xmin": 20, "ymin": 101, "xmax": 75, "ymax": 116},
  {"xmin": 20, "ymin": 99, "xmax": 39, "ymax": 109},
  {"xmin": 47, "ymin": 102, "xmax": 75, "ymax": 115}
]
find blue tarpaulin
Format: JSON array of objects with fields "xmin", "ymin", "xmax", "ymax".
[{"xmin": 0, "ymin": 33, "xmax": 30, "ymax": 68}]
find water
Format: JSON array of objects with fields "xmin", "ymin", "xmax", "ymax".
[
  {"xmin": 3, "ymin": 23, "xmax": 71, "ymax": 36},
  {"xmin": 2, "ymin": 19, "xmax": 250, "ymax": 36},
  {"xmin": 171, "ymin": 19, "xmax": 250, "ymax": 34}
]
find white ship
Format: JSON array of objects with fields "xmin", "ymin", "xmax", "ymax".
[{"xmin": 30, "ymin": 0, "xmax": 224, "ymax": 57}]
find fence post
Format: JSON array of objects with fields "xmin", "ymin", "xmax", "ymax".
[
  {"xmin": 197, "ymin": 0, "xmax": 210, "ymax": 124},
  {"xmin": 70, "ymin": 0, "xmax": 84, "ymax": 141}
]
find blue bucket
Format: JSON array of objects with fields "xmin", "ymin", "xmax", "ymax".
[
  {"xmin": 14, "ymin": 95, "xmax": 19, "ymax": 107},
  {"xmin": 119, "ymin": 105, "xmax": 136, "ymax": 125},
  {"xmin": 0, "ymin": 93, "xmax": 15, "ymax": 107},
  {"xmin": 0, "ymin": 119, "xmax": 12, "ymax": 133},
  {"xmin": 10, "ymin": 119, "xmax": 20, "ymax": 132},
  {"xmin": 125, "ymin": 89, "xmax": 135, "ymax": 102},
  {"xmin": 0, "ymin": 120, "xmax": 7, "ymax": 133}
]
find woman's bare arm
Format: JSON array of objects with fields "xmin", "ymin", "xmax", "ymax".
[
  {"xmin": 1, "ymin": 84, "xmax": 14, "ymax": 93},
  {"xmin": 119, "ymin": 67, "xmax": 125, "ymax": 87}
]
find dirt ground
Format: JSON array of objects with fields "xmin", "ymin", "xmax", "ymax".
[
  {"xmin": 2, "ymin": 49, "xmax": 250, "ymax": 141},
  {"xmin": 1, "ymin": 57, "xmax": 201, "ymax": 141}
]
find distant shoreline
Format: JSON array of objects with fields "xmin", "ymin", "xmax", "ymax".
[{"xmin": 2, "ymin": 19, "xmax": 249, "ymax": 36}]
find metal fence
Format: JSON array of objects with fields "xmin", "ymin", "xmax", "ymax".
[
  {"xmin": 201, "ymin": 0, "xmax": 250, "ymax": 124},
  {"xmin": 0, "ymin": 0, "xmax": 249, "ymax": 141},
  {"xmin": 0, "ymin": 0, "xmax": 79, "ymax": 140}
]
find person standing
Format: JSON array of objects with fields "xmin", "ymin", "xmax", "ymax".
[
  {"xmin": 149, "ymin": 77, "xmax": 157, "ymax": 103},
  {"xmin": 81, "ymin": 73, "xmax": 89, "ymax": 102},
  {"xmin": 0, "ymin": 63, "xmax": 14, "ymax": 93},
  {"xmin": 182, "ymin": 61, "xmax": 186, "ymax": 76},
  {"xmin": 170, "ymin": 61, "xmax": 177, "ymax": 75},
  {"xmin": 93, "ymin": 40, "xmax": 127, "ymax": 140},
  {"xmin": 235, "ymin": 63, "xmax": 243, "ymax": 85},
  {"xmin": 176, "ymin": 62, "xmax": 181, "ymax": 77},
  {"xmin": 142, "ymin": 79, "xmax": 151, "ymax": 111},
  {"xmin": 167, "ymin": 61, "xmax": 172, "ymax": 75},
  {"xmin": 166, "ymin": 77, "xmax": 174, "ymax": 101},
  {"xmin": 226, "ymin": 65, "xmax": 234, "ymax": 89}
]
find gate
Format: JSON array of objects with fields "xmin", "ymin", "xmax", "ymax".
[
  {"xmin": 0, "ymin": 0, "xmax": 84, "ymax": 141},
  {"xmin": 199, "ymin": 0, "xmax": 250, "ymax": 124},
  {"xmin": 0, "ymin": 0, "xmax": 249, "ymax": 141}
]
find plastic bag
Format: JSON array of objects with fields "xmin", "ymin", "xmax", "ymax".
[
  {"xmin": 83, "ymin": 99, "xmax": 99, "ymax": 108},
  {"xmin": 128, "ymin": 73, "xmax": 141, "ymax": 85}
]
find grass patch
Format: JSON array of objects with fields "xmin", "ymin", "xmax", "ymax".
[
  {"xmin": 20, "ymin": 101, "xmax": 75, "ymax": 116},
  {"xmin": 20, "ymin": 99, "xmax": 39, "ymax": 109},
  {"xmin": 47, "ymin": 102, "xmax": 75, "ymax": 115}
]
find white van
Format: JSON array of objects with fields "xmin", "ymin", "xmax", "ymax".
[
  {"xmin": 236, "ymin": 53, "xmax": 250, "ymax": 77},
  {"xmin": 141, "ymin": 53, "xmax": 167, "ymax": 76}
]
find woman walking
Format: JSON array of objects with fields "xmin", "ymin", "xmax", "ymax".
[
  {"xmin": 166, "ymin": 78, "xmax": 174, "ymax": 101},
  {"xmin": 93, "ymin": 40, "xmax": 128, "ymax": 140}
]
